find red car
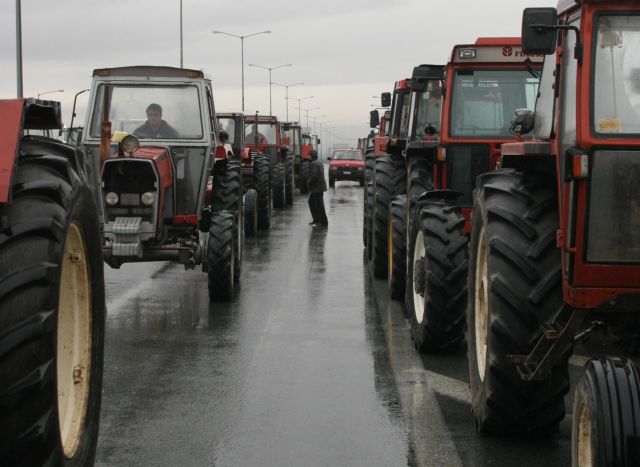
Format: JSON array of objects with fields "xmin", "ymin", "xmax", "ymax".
[{"xmin": 328, "ymin": 149, "xmax": 364, "ymax": 187}]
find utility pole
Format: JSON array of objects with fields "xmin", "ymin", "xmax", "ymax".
[
  {"xmin": 179, "ymin": 0, "xmax": 183, "ymax": 68},
  {"xmin": 16, "ymin": 0, "xmax": 23, "ymax": 97}
]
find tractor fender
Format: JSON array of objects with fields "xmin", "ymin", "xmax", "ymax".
[
  {"xmin": 416, "ymin": 189, "xmax": 463, "ymax": 203},
  {"xmin": 0, "ymin": 98, "xmax": 63, "ymax": 203}
]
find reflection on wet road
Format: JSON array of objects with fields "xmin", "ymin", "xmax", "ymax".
[{"xmin": 97, "ymin": 170, "xmax": 577, "ymax": 466}]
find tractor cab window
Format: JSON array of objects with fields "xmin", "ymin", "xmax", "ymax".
[
  {"xmin": 450, "ymin": 69, "xmax": 539, "ymax": 138},
  {"xmin": 244, "ymin": 122, "xmax": 276, "ymax": 145},
  {"xmin": 217, "ymin": 118, "xmax": 236, "ymax": 144},
  {"xmin": 89, "ymin": 84, "xmax": 203, "ymax": 140},
  {"xmin": 398, "ymin": 93, "xmax": 412, "ymax": 137},
  {"xmin": 593, "ymin": 14, "xmax": 640, "ymax": 135},
  {"xmin": 415, "ymin": 81, "xmax": 443, "ymax": 139}
]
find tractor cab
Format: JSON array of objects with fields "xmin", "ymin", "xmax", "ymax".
[
  {"xmin": 438, "ymin": 38, "xmax": 542, "ymax": 214},
  {"xmin": 217, "ymin": 112, "xmax": 245, "ymax": 159},
  {"xmin": 244, "ymin": 114, "xmax": 285, "ymax": 166}
]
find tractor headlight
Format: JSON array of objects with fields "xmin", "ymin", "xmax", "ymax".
[
  {"xmin": 120, "ymin": 134, "xmax": 140, "ymax": 153},
  {"xmin": 105, "ymin": 192, "xmax": 119, "ymax": 206},
  {"xmin": 141, "ymin": 192, "xmax": 155, "ymax": 206}
]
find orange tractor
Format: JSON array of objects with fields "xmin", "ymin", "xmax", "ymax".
[
  {"xmin": 244, "ymin": 114, "xmax": 294, "ymax": 208},
  {"xmin": 0, "ymin": 98, "xmax": 105, "ymax": 465},
  {"xmin": 467, "ymin": 2, "xmax": 640, "ymax": 463}
]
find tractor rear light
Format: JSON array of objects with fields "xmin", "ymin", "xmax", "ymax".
[
  {"xmin": 572, "ymin": 154, "xmax": 589, "ymax": 179},
  {"xmin": 437, "ymin": 147, "xmax": 447, "ymax": 161},
  {"xmin": 459, "ymin": 48, "xmax": 476, "ymax": 59},
  {"xmin": 105, "ymin": 192, "xmax": 119, "ymax": 206},
  {"xmin": 141, "ymin": 192, "xmax": 155, "ymax": 206}
]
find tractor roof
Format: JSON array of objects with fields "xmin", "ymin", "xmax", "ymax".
[
  {"xmin": 217, "ymin": 112, "xmax": 244, "ymax": 118},
  {"xmin": 450, "ymin": 37, "xmax": 543, "ymax": 64},
  {"xmin": 394, "ymin": 79, "xmax": 410, "ymax": 91},
  {"xmin": 92, "ymin": 66, "xmax": 204, "ymax": 79},
  {"xmin": 558, "ymin": 0, "xmax": 638, "ymax": 14}
]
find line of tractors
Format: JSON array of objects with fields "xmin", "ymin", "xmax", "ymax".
[
  {"xmin": 0, "ymin": 65, "xmax": 324, "ymax": 464},
  {"xmin": 364, "ymin": 1, "xmax": 640, "ymax": 465}
]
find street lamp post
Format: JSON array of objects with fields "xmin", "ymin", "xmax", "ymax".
[
  {"xmin": 179, "ymin": 0, "xmax": 183, "ymax": 68},
  {"xmin": 15, "ymin": 0, "xmax": 23, "ymax": 97},
  {"xmin": 311, "ymin": 114, "xmax": 326, "ymax": 136},
  {"xmin": 287, "ymin": 96, "xmax": 314, "ymax": 127},
  {"xmin": 37, "ymin": 89, "xmax": 64, "ymax": 99},
  {"xmin": 297, "ymin": 107, "xmax": 320, "ymax": 133},
  {"xmin": 248, "ymin": 63, "xmax": 292, "ymax": 116},
  {"xmin": 212, "ymin": 29, "xmax": 271, "ymax": 112},
  {"xmin": 271, "ymin": 82, "xmax": 303, "ymax": 121}
]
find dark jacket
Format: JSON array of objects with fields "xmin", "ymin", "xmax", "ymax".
[
  {"xmin": 134, "ymin": 120, "xmax": 180, "ymax": 139},
  {"xmin": 307, "ymin": 158, "xmax": 327, "ymax": 193}
]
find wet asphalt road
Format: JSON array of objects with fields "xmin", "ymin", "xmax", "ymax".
[{"xmin": 96, "ymin": 165, "xmax": 595, "ymax": 466}]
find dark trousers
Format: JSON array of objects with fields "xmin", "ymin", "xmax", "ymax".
[{"xmin": 308, "ymin": 192, "xmax": 328, "ymax": 225}]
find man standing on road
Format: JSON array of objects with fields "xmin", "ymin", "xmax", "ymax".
[{"xmin": 307, "ymin": 149, "xmax": 328, "ymax": 227}]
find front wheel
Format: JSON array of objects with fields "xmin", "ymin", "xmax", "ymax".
[
  {"xmin": 208, "ymin": 211, "xmax": 236, "ymax": 301},
  {"xmin": 253, "ymin": 155, "xmax": 271, "ymax": 230},
  {"xmin": 388, "ymin": 195, "xmax": 407, "ymax": 300},
  {"xmin": 0, "ymin": 137, "xmax": 105, "ymax": 466},
  {"xmin": 299, "ymin": 161, "xmax": 310, "ymax": 194},
  {"xmin": 571, "ymin": 358, "xmax": 640, "ymax": 467},
  {"xmin": 405, "ymin": 199, "xmax": 467, "ymax": 351},
  {"xmin": 244, "ymin": 188, "xmax": 258, "ymax": 238}
]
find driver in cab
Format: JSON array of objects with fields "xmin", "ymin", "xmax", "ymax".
[
  {"xmin": 134, "ymin": 103, "xmax": 180, "ymax": 139},
  {"xmin": 245, "ymin": 128, "xmax": 269, "ymax": 145}
]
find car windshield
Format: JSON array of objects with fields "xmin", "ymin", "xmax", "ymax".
[
  {"xmin": 217, "ymin": 117, "xmax": 236, "ymax": 144},
  {"xmin": 450, "ymin": 69, "xmax": 539, "ymax": 138},
  {"xmin": 89, "ymin": 84, "xmax": 203, "ymax": 139},
  {"xmin": 593, "ymin": 14, "xmax": 640, "ymax": 135},
  {"xmin": 244, "ymin": 122, "xmax": 277, "ymax": 144},
  {"xmin": 332, "ymin": 151, "xmax": 361, "ymax": 160}
]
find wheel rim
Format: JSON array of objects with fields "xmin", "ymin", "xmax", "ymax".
[
  {"xmin": 475, "ymin": 226, "xmax": 489, "ymax": 382},
  {"xmin": 413, "ymin": 230, "xmax": 425, "ymax": 324},
  {"xmin": 57, "ymin": 221, "xmax": 92, "ymax": 459},
  {"xmin": 577, "ymin": 399, "xmax": 593, "ymax": 467}
]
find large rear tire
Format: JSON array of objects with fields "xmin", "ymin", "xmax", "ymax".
[
  {"xmin": 208, "ymin": 211, "xmax": 236, "ymax": 301},
  {"xmin": 272, "ymin": 162, "xmax": 286, "ymax": 208},
  {"xmin": 388, "ymin": 195, "xmax": 407, "ymax": 300},
  {"xmin": 571, "ymin": 358, "xmax": 640, "ymax": 467},
  {"xmin": 244, "ymin": 188, "xmax": 258, "ymax": 238},
  {"xmin": 212, "ymin": 160, "xmax": 243, "ymax": 278},
  {"xmin": 363, "ymin": 154, "xmax": 376, "ymax": 247},
  {"xmin": 467, "ymin": 169, "xmax": 569, "ymax": 435},
  {"xmin": 371, "ymin": 156, "xmax": 405, "ymax": 279},
  {"xmin": 0, "ymin": 136, "xmax": 105, "ymax": 466},
  {"xmin": 365, "ymin": 180, "xmax": 374, "ymax": 260},
  {"xmin": 253, "ymin": 155, "xmax": 271, "ymax": 230},
  {"xmin": 405, "ymin": 199, "xmax": 467, "ymax": 351}
]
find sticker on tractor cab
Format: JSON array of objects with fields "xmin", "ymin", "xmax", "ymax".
[{"xmin": 598, "ymin": 118, "xmax": 623, "ymax": 133}]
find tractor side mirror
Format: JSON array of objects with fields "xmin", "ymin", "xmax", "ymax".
[
  {"xmin": 381, "ymin": 92, "xmax": 391, "ymax": 108},
  {"xmin": 522, "ymin": 7, "xmax": 558, "ymax": 55},
  {"xmin": 424, "ymin": 124, "xmax": 437, "ymax": 136},
  {"xmin": 510, "ymin": 109, "xmax": 535, "ymax": 135},
  {"xmin": 370, "ymin": 110, "xmax": 380, "ymax": 129}
]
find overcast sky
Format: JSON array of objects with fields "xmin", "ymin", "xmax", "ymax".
[{"xmin": 1, "ymin": 0, "xmax": 553, "ymax": 144}]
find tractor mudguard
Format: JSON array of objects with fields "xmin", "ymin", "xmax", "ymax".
[
  {"xmin": 0, "ymin": 99, "xmax": 63, "ymax": 203},
  {"xmin": 416, "ymin": 189, "xmax": 463, "ymax": 203}
]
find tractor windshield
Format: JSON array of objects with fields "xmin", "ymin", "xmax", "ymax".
[
  {"xmin": 244, "ymin": 123, "xmax": 277, "ymax": 145},
  {"xmin": 450, "ymin": 69, "xmax": 539, "ymax": 138},
  {"xmin": 593, "ymin": 14, "xmax": 640, "ymax": 135},
  {"xmin": 217, "ymin": 117, "xmax": 236, "ymax": 144},
  {"xmin": 415, "ymin": 80, "xmax": 443, "ymax": 139},
  {"xmin": 89, "ymin": 84, "xmax": 203, "ymax": 139}
]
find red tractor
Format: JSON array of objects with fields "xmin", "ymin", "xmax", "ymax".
[
  {"xmin": 364, "ymin": 79, "xmax": 411, "ymax": 263},
  {"xmin": 0, "ymin": 98, "xmax": 105, "ymax": 465},
  {"xmin": 217, "ymin": 112, "xmax": 271, "ymax": 234},
  {"xmin": 281, "ymin": 121, "xmax": 304, "ymax": 198},
  {"xmin": 402, "ymin": 40, "xmax": 542, "ymax": 352},
  {"xmin": 299, "ymin": 132, "xmax": 321, "ymax": 194},
  {"xmin": 467, "ymin": 3, "xmax": 640, "ymax": 463},
  {"xmin": 80, "ymin": 66, "xmax": 242, "ymax": 301},
  {"xmin": 244, "ymin": 114, "xmax": 294, "ymax": 208}
]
